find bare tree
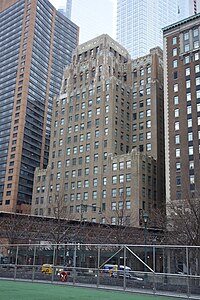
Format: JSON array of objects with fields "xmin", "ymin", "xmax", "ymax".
[{"xmin": 166, "ymin": 197, "xmax": 200, "ymax": 246}]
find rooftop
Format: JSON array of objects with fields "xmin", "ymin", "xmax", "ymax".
[{"xmin": 163, "ymin": 12, "xmax": 200, "ymax": 33}]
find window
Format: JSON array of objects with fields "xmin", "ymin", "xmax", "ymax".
[
  {"xmin": 146, "ymin": 144, "xmax": 151, "ymax": 151},
  {"xmin": 184, "ymin": 44, "xmax": 190, "ymax": 52},
  {"xmin": 112, "ymin": 175, "xmax": 117, "ymax": 184},
  {"xmin": 174, "ymin": 96, "xmax": 179, "ymax": 105},
  {"xmin": 146, "ymin": 98, "xmax": 151, "ymax": 106},
  {"xmin": 93, "ymin": 178, "xmax": 98, "ymax": 187},
  {"xmin": 92, "ymin": 191, "xmax": 97, "ymax": 199},
  {"xmin": 112, "ymin": 163, "xmax": 117, "ymax": 171},
  {"xmin": 187, "ymin": 93, "xmax": 191, "ymax": 101},
  {"xmin": 173, "ymin": 60, "xmax": 178, "ymax": 68},
  {"xmin": 96, "ymin": 108, "xmax": 100, "ymax": 115},
  {"xmin": 186, "ymin": 80, "xmax": 191, "ymax": 88},
  {"xmin": 195, "ymin": 53, "xmax": 199, "ymax": 61},
  {"xmin": 175, "ymin": 122, "xmax": 179, "ymax": 131},
  {"xmin": 194, "ymin": 41, "xmax": 199, "ymax": 49},
  {"xmin": 84, "ymin": 167, "xmax": 89, "ymax": 175},
  {"xmin": 146, "ymin": 109, "xmax": 151, "ymax": 117},
  {"xmin": 195, "ymin": 65, "xmax": 200, "ymax": 73},
  {"xmin": 174, "ymin": 109, "xmax": 179, "ymax": 118},
  {"xmin": 73, "ymin": 146, "xmax": 77, "ymax": 154},
  {"xmin": 172, "ymin": 48, "xmax": 177, "ymax": 56},
  {"xmin": 190, "ymin": 175, "xmax": 195, "ymax": 184},
  {"xmin": 184, "ymin": 56, "xmax": 190, "ymax": 64},
  {"xmin": 86, "ymin": 133, "xmax": 91, "ymax": 141},
  {"xmin": 111, "ymin": 217, "xmax": 116, "ymax": 225},
  {"xmin": 139, "ymin": 133, "xmax": 143, "ymax": 141},
  {"xmin": 85, "ymin": 156, "xmax": 90, "ymax": 163},
  {"xmin": 119, "ymin": 174, "xmax": 124, "ymax": 183},
  {"xmin": 146, "ymin": 132, "xmax": 151, "ymax": 139},
  {"xmin": 84, "ymin": 180, "xmax": 89, "ymax": 187},
  {"xmin": 111, "ymin": 202, "xmax": 117, "ymax": 211},
  {"xmin": 125, "ymin": 186, "xmax": 131, "ymax": 197},
  {"xmin": 139, "ymin": 111, "xmax": 144, "ymax": 119},
  {"xmin": 175, "ymin": 134, "xmax": 180, "ymax": 144},
  {"xmin": 146, "ymin": 120, "xmax": 151, "ymax": 128},
  {"xmin": 126, "ymin": 200, "xmax": 131, "ymax": 209},
  {"xmin": 176, "ymin": 148, "xmax": 180, "ymax": 157},
  {"xmin": 176, "ymin": 176, "xmax": 181, "ymax": 186},
  {"xmin": 189, "ymin": 161, "xmax": 194, "ymax": 169},
  {"xmin": 189, "ymin": 146, "xmax": 193, "ymax": 155},
  {"xmin": 112, "ymin": 188, "xmax": 117, "ymax": 197},
  {"xmin": 172, "ymin": 37, "xmax": 177, "ymax": 44},
  {"xmin": 196, "ymin": 77, "xmax": 200, "ymax": 86},
  {"xmin": 188, "ymin": 132, "xmax": 193, "ymax": 141},
  {"xmin": 103, "ymin": 177, "xmax": 107, "ymax": 186},
  {"xmin": 173, "ymin": 84, "xmax": 178, "ymax": 92},
  {"xmin": 176, "ymin": 162, "xmax": 181, "ymax": 171},
  {"xmin": 188, "ymin": 119, "xmax": 192, "ymax": 127},
  {"xmin": 94, "ymin": 153, "xmax": 98, "ymax": 161},
  {"xmin": 119, "ymin": 162, "xmax": 124, "ymax": 170},
  {"xmin": 146, "ymin": 88, "xmax": 151, "ymax": 95}
]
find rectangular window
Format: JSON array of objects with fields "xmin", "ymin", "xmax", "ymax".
[{"xmin": 173, "ymin": 84, "xmax": 178, "ymax": 92}]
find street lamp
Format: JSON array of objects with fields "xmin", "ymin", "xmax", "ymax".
[{"xmin": 143, "ymin": 211, "xmax": 149, "ymax": 280}]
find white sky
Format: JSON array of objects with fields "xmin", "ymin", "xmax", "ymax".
[
  {"xmin": 49, "ymin": 0, "xmax": 116, "ymax": 43},
  {"xmin": 50, "ymin": 0, "xmax": 116, "ymax": 9}
]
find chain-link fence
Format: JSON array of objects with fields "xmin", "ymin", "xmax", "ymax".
[{"xmin": 0, "ymin": 244, "xmax": 199, "ymax": 299}]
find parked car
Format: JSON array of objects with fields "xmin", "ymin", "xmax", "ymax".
[
  {"xmin": 41, "ymin": 264, "xmax": 64, "ymax": 275},
  {"xmin": 111, "ymin": 271, "xmax": 143, "ymax": 281}
]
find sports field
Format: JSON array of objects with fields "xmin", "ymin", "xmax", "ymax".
[{"xmin": 0, "ymin": 280, "xmax": 182, "ymax": 300}]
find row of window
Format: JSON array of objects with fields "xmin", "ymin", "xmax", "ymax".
[{"xmin": 175, "ymin": 145, "xmax": 200, "ymax": 158}]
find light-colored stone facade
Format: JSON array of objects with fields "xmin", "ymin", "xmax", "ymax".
[{"xmin": 31, "ymin": 34, "xmax": 164, "ymax": 227}]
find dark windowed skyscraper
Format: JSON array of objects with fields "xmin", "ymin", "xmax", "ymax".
[{"xmin": 0, "ymin": 0, "xmax": 79, "ymax": 213}]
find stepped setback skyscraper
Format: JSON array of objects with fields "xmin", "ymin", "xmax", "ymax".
[{"xmin": 32, "ymin": 35, "xmax": 165, "ymax": 227}]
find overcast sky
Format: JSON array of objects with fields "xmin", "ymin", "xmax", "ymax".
[
  {"xmin": 49, "ymin": 0, "xmax": 116, "ymax": 43},
  {"xmin": 50, "ymin": 0, "xmax": 115, "ymax": 9}
]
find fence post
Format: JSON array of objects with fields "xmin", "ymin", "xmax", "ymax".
[
  {"xmin": 14, "ymin": 245, "xmax": 19, "ymax": 280},
  {"xmin": 186, "ymin": 246, "xmax": 190, "ymax": 299},
  {"xmin": 123, "ymin": 246, "xmax": 126, "ymax": 290},
  {"xmin": 32, "ymin": 245, "xmax": 36, "ymax": 282},
  {"xmin": 153, "ymin": 245, "xmax": 156, "ymax": 295},
  {"xmin": 51, "ymin": 245, "xmax": 56, "ymax": 283},
  {"xmin": 97, "ymin": 245, "xmax": 100, "ymax": 288},
  {"xmin": 73, "ymin": 244, "xmax": 77, "ymax": 285}
]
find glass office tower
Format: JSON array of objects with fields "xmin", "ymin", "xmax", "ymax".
[
  {"xmin": 0, "ymin": 0, "xmax": 79, "ymax": 213},
  {"xmin": 116, "ymin": 0, "xmax": 179, "ymax": 59}
]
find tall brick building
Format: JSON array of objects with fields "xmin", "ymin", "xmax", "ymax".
[
  {"xmin": 163, "ymin": 13, "xmax": 200, "ymax": 203},
  {"xmin": 0, "ymin": 0, "xmax": 79, "ymax": 213},
  {"xmin": 31, "ymin": 35, "xmax": 165, "ymax": 227}
]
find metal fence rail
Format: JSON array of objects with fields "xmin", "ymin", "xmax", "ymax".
[{"xmin": 0, "ymin": 244, "xmax": 200, "ymax": 299}]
